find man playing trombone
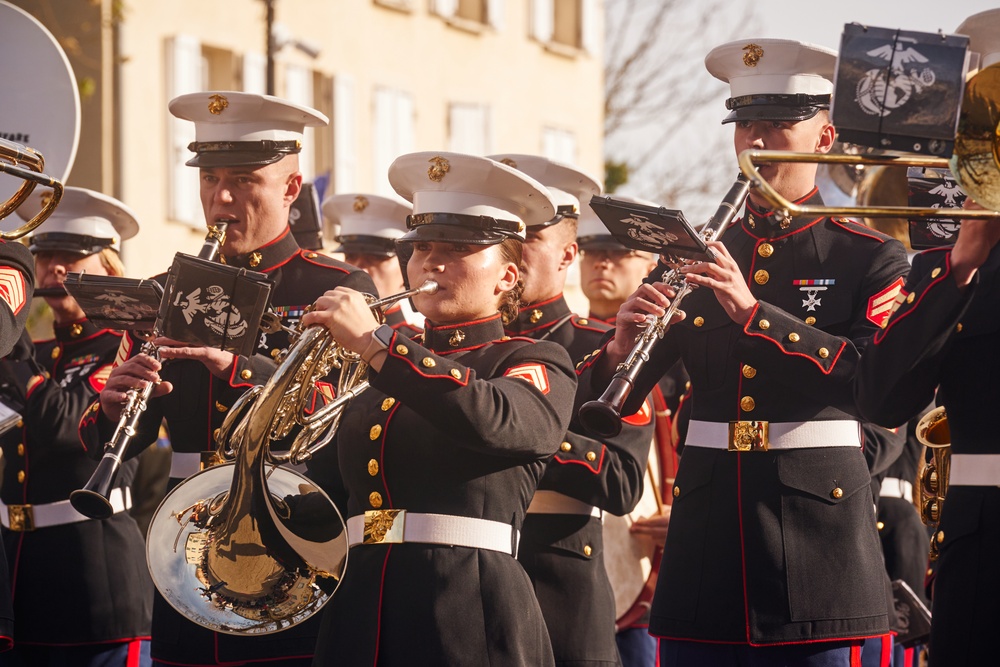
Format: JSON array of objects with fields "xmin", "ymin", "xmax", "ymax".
[{"xmin": 578, "ymin": 39, "xmax": 910, "ymax": 666}]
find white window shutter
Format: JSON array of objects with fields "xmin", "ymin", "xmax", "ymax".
[
  {"xmin": 372, "ymin": 88, "xmax": 396, "ymax": 196},
  {"xmin": 167, "ymin": 34, "xmax": 202, "ymax": 226},
  {"xmin": 581, "ymin": 0, "xmax": 600, "ymax": 54},
  {"xmin": 396, "ymin": 92, "xmax": 415, "ymax": 157},
  {"xmin": 284, "ymin": 65, "xmax": 316, "ymax": 181},
  {"xmin": 431, "ymin": 0, "xmax": 457, "ymax": 18},
  {"xmin": 487, "ymin": 0, "xmax": 505, "ymax": 30},
  {"xmin": 333, "ymin": 75, "xmax": 356, "ymax": 194},
  {"xmin": 448, "ymin": 104, "xmax": 489, "ymax": 155},
  {"xmin": 542, "ymin": 128, "xmax": 576, "ymax": 163},
  {"xmin": 531, "ymin": 0, "xmax": 553, "ymax": 42},
  {"xmin": 243, "ymin": 51, "xmax": 267, "ymax": 95}
]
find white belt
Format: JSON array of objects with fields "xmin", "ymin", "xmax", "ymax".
[
  {"xmin": 170, "ymin": 452, "xmax": 306, "ymax": 479},
  {"xmin": 0, "ymin": 487, "xmax": 132, "ymax": 531},
  {"xmin": 880, "ymin": 477, "xmax": 914, "ymax": 500},
  {"xmin": 527, "ymin": 490, "xmax": 602, "ymax": 518},
  {"xmin": 949, "ymin": 454, "xmax": 1000, "ymax": 486},
  {"xmin": 686, "ymin": 419, "xmax": 862, "ymax": 452},
  {"xmin": 347, "ymin": 510, "xmax": 517, "ymax": 554}
]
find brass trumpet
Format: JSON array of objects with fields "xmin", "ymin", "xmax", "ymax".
[
  {"xmin": 145, "ymin": 281, "xmax": 437, "ymax": 635},
  {"xmin": 916, "ymin": 406, "xmax": 951, "ymax": 562},
  {"xmin": 0, "ymin": 138, "xmax": 64, "ymax": 237}
]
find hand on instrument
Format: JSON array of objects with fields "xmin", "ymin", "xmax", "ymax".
[
  {"xmin": 100, "ymin": 354, "xmax": 172, "ymax": 422},
  {"xmin": 156, "ymin": 337, "xmax": 235, "ymax": 380},
  {"xmin": 300, "ymin": 287, "xmax": 381, "ymax": 357},
  {"xmin": 629, "ymin": 506, "xmax": 671, "ymax": 544},
  {"xmin": 606, "ymin": 282, "xmax": 686, "ymax": 363},
  {"xmin": 680, "ymin": 241, "xmax": 757, "ymax": 324},
  {"xmin": 950, "ymin": 201, "xmax": 1000, "ymax": 288}
]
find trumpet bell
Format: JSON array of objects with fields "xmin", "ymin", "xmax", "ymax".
[{"xmin": 146, "ymin": 463, "xmax": 348, "ymax": 635}]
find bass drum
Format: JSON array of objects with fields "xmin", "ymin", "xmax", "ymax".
[{"xmin": 602, "ymin": 384, "xmax": 679, "ymax": 630}]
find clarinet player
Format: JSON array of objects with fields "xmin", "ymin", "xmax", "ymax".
[{"xmin": 578, "ymin": 39, "xmax": 910, "ymax": 666}]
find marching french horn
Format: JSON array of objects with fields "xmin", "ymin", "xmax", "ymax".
[{"xmin": 145, "ymin": 281, "xmax": 438, "ymax": 635}]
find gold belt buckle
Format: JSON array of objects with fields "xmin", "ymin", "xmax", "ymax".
[
  {"xmin": 729, "ymin": 421, "xmax": 770, "ymax": 452},
  {"xmin": 8, "ymin": 504, "xmax": 34, "ymax": 532},
  {"xmin": 200, "ymin": 451, "xmax": 226, "ymax": 470},
  {"xmin": 364, "ymin": 509, "xmax": 406, "ymax": 544}
]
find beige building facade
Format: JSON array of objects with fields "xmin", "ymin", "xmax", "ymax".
[{"xmin": 9, "ymin": 0, "xmax": 605, "ymax": 304}]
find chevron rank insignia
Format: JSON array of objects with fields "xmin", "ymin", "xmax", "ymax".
[
  {"xmin": 504, "ymin": 363, "xmax": 550, "ymax": 394},
  {"xmin": 867, "ymin": 277, "xmax": 905, "ymax": 328},
  {"xmin": 88, "ymin": 364, "xmax": 114, "ymax": 393},
  {"xmin": 0, "ymin": 267, "xmax": 26, "ymax": 315},
  {"xmin": 622, "ymin": 397, "xmax": 653, "ymax": 426}
]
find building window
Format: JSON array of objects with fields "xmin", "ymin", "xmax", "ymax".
[
  {"xmin": 531, "ymin": 0, "xmax": 598, "ymax": 54},
  {"xmin": 432, "ymin": 0, "xmax": 504, "ymax": 32},
  {"xmin": 332, "ymin": 75, "xmax": 357, "ymax": 195},
  {"xmin": 448, "ymin": 103, "xmax": 491, "ymax": 155},
  {"xmin": 372, "ymin": 87, "xmax": 414, "ymax": 197},
  {"xmin": 542, "ymin": 128, "xmax": 577, "ymax": 164}
]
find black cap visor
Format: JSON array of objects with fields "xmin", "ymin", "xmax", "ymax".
[
  {"xmin": 334, "ymin": 235, "xmax": 398, "ymax": 258},
  {"xmin": 396, "ymin": 213, "xmax": 523, "ymax": 246},
  {"xmin": 722, "ymin": 93, "xmax": 831, "ymax": 125},
  {"xmin": 29, "ymin": 232, "xmax": 114, "ymax": 256},
  {"xmin": 577, "ymin": 234, "xmax": 632, "ymax": 251},
  {"xmin": 185, "ymin": 140, "xmax": 301, "ymax": 168}
]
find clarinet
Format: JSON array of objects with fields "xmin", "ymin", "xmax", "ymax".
[
  {"xmin": 579, "ymin": 175, "xmax": 750, "ymax": 438},
  {"xmin": 70, "ymin": 223, "xmax": 228, "ymax": 519}
]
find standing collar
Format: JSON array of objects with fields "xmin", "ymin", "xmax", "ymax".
[
  {"xmin": 421, "ymin": 314, "xmax": 505, "ymax": 353},
  {"xmin": 223, "ymin": 227, "xmax": 300, "ymax": 271},
  {"xmin": 743, "ymin": 187, "xmax": 824, "ymax": 239},
  {"xmin": 505, "ymin": 294, "xmax": 571, "ymax": 335}
]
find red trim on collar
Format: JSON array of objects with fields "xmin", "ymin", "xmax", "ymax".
[
  {"xmin": 425, "ymin": 313, "xmax": 503, "ymax": 332},
  {"xmin": 742, "ymin": 215, "xmax": 824, "ymax": 241}
]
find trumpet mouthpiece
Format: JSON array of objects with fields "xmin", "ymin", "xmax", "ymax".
[{"xmin": 417, "ymin": 280, "xmax": 439, "ymax": 295}]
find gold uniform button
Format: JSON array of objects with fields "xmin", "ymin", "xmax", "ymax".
[
  {"xmin": 818, "ymin": 347, "xmax": 830, "ymax": 359},
  {"xmin": 381, "ymin": 397, "xmax": 396, "ymax": 411},
  {"xmin": 16, "ymin": 420, "xmax": 23, "ymax": 429},
  {"xmin": 758, "ymin": 319, "xmax": 770, "ymax": 330},
  {"xmin": 788, "ymin": 332, "xmax": 800, "ymax": 343},
  {"xmin": 937, "ymin": 530, "xmax": 945, "ymax": 544},
  {"xmin": 369, "ymin": 424, "xmax": 383, "ymax": 440},
  {"xmin": 369, "ymin": 492, "xmax": 383, "ymax": 509},
  {"xmin": 906, "ymin": 293, "xmax": 915, "ymax": 304},
  {"xmin": 754, "ymin": 270, "xmax": 769, "ymax": 285},
  {"xmin": 586, "ymin": 451, "xmax": 597, "ymax": 462},
  {"xmin": 215, "ymin": 401, "xmax": 228, "ymax": 413},
  {"xmin": 70, "ymin": 323, "xmax": 83, "ymax": 338},
  {"xmin": 757, "ymin": 243, "xmax": 774, "ymax": 258},
  {"xmin": 560, "ymin": 441, "xmax": 572, "ymax": 452},
  {"xmin": 579, "ymin": 318, "xmax": 589, "ymax": 325},
  {"xmin": 742, "ymin": 365, "xmax": 756, "ymax": 379},
  {"xmin": 395, "ymin": 344, "xmax": 408, "ymax": 355},
  {"xmin": 740, "ymin": 396, "xmax": 755, "ymax": 412},
  {"xmin": 16, "ymin": 444, "xmax": 24, "ymax": 456},
  {"xmin": 51, "ymin": 347, "xmax": 60, "ymax": 360},
  {"xmin": 956, "ymin": 323, "xmax": 963, "ymax": 333},
  {"xmin": 368, "ymin": 459, "xmax": 379, "ymax": 476},
  {"xmin": 672, "ymin": 486, "xmax": 680, "ymax": 497},
  {"xmin": 583, "ymin": 545, "xmax": 593, "ymax": 557},
  {"xmin": 831, "ymin": 487, "xmax": 844, "ymax": 499},
  {"xmin": 805, "ymin": 316, "xmax": 817, "ymax": 326},
  {"xmin": 877, "ymin": 521, "xmax": 885, "ymax": 531},
  {"xmin": 270, "ymin": 348, "xmax": 282, "ymax": 359},
  {"xmin": 16, "ymin": 471, "xmax": 24, "ymax": 483},
  {"xmin": 931, "ymin": 267, "xmax": 942, "ymax": 279},
  {"xmin": 693, "ymin": 316, "xmax": 705, "ymax": 327},
  {"xmin": 450, "ymin": 369, "xmax": 462, "ymax": 379},
  {"xmin": 927, "ymin": 568, "xmax": 934, "ymax": 577},
  {"xmin": 240, "ymin": 369, "xmax": 252, "ymax": 380},
  {"xmin": 306, "ymin": 252, "xmax": 318, "ymax": 259},
  {"xmin": 421, "ymin": 357, "xmax": 436, "ymax": 368}
]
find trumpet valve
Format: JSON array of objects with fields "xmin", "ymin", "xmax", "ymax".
[
  {"xmin": 921, "ymin": 497, "xmax": 942, "ymax": 525},
  {"xmin": 920, "ymin": 464, "xmax": 939, "ymax": 495}
]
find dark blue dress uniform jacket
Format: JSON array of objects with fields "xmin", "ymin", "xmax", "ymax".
[
  {"xmin": 506, "ymin": 295, "xmax": 653, "ymax": 667},
  {"xmin": 0, "ymin": 239, "xmax": 35, "ymax": 650},
  {"xmin": 307, "ymin": 314, "xmax": 576, "ymax": 667},
  {"xmin": 1, "ymin": 320, "xmax": 152, "ymax": 646},
  {"xmin": 856, "ymin": 244, "xmax": 1000, "ymax": 665},
  {"xmin": 579, "ymin": 189, "xmax": 911, "ymax": 645},
  {"xmin": 78, "ymin": 228, "xmax": 375, "ymax": 666}
]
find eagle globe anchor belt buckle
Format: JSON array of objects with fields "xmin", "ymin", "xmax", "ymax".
[
  {"xmin": 350, "ymin": 510, "xmax": 518, "ymax": 554},
  {"xmin": 2, "ymin": 487, "xmax": 132, "ymax": 532},
  {"xmin": 364, "ymin": 508, "xmax": 406, "ymax": 544},
  {"xmin": 729, "ymin": 420, "xmax": 770, "ymax": 452}
]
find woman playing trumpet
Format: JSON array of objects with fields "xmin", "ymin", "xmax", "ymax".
[{"xmin": 302, "ymin": 152, "xmax": 577, "ymax": 667}]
